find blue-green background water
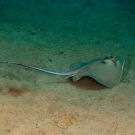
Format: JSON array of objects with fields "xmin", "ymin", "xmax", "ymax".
[{"xmin": 0, "ymin": 0, "xmax": 135, "ymax": 134}]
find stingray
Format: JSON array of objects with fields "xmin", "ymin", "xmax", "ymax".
[{"xmin": 0, "ymin": 55, "xmax": 125, "ymax": 88}]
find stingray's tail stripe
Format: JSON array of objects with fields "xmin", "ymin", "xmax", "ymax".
[
  {"xmin": 28, "ymin": 66, "xmax": 70, "ymax": 76},
  {"xmin": 0, "ymin": 62, "xmax": 72, "ymax": 76}
]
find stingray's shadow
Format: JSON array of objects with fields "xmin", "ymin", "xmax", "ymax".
[{"xmin": 68, "ymin": 77, "xmax": 107, "ymax": 91}]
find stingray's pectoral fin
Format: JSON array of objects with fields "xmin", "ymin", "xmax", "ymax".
[
  {"xmin": 65, "ymin": 73, "xmax": 78, "ymax": 80},
  {"xmin": 72, "ymin": 74, "xmax": 81, "ymax": 82},
  {"xmin": 70, "ymin": 62, "xmax": 87, "ymax": 70},
  {"xmin": 89, "ymin": 57, "xmax": 125, "ymax": 88}
]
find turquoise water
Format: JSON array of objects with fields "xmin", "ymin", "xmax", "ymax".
[
  {"xmin": 0, "ymin": 0, "xmax": 135, "ymax": 71},
  {"xmin": 0, "ymin": 0, "xmax": 135, "ymax": 134}
]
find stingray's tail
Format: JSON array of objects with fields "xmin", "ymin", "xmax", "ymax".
[
  {"xmin": 0, "ymin": 62, "xmax": 74, "ymax": 76},
  {"xmin": 0, "ymin": 62, "xmax": 31, "ymax": 68}
]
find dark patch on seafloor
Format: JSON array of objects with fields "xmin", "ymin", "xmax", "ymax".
[{"xmin": 68, "ymin": 77, "xmax": 107, "ymax": 91}]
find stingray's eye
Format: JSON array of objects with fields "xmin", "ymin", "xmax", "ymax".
[
  {"xmin": 101, "ymin": 60, "xmax": 107, "ymax": 64},
  {"xmin": 108, "ymin": 55, "xmax": 113, "ymax": 59}
]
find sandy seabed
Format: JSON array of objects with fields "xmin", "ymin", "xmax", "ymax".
[{"xmin": 0, "ymin": 0, "xmax": 135, "ymax": 135}]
